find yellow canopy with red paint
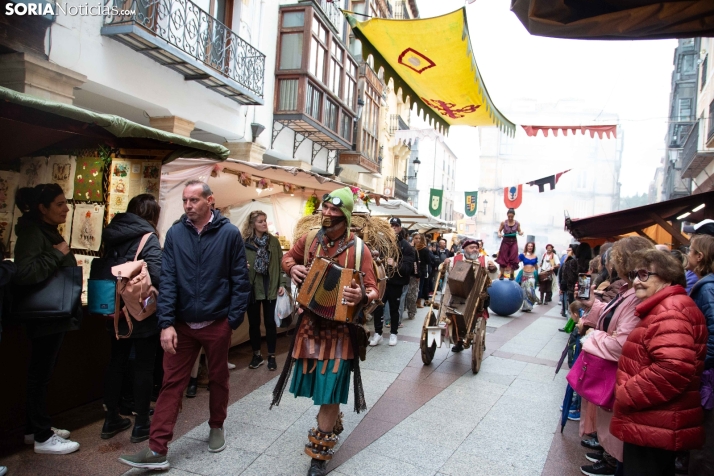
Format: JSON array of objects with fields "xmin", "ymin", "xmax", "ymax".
[{"xmin": 346, "ymin": 8, "xmax": 514, "ymax": 135}]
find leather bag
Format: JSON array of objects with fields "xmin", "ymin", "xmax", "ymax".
[
  {"xmin": 566, "ymin": 350, "xmax": 618, "ymax": 411},
  {"xmin": 10, "ymin": 266, "xmax": 82, "ymax": 320}
]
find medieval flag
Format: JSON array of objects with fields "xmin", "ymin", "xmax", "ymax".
[
  {"xmin": 429, "ymin": 188, "xmax": 443, "ymax": 217},
  {"xmin": 527, "ymin": 169, "xmax": 571, "ymax": 192},
  {"xmin": 465, "ymin": 191, "xmax": 478, "ymax": 217},
  {"xmin": 503, "ymin": 185, "xmax": 522, "ymax": 209}
]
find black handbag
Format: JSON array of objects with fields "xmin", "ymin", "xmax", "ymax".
[{"xmin": 11, "ymin": 266, "xmax": 83, "ymax": 320}]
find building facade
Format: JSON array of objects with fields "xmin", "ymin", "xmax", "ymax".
[
  {"xmin": 681, "ymin": 37, "xmax": 714, "ymax": 194},
  {"xmin": 661, "ymin": 38, "xmax": 699, "ymax": 200},
  {"xmin": 475, "ymin": 100, "xmax": 622, "ymax": 254}
]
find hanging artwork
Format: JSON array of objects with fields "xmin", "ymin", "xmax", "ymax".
[
  {"xmin": 71, "ymin": 203, "xmax": 105, "ymax": 251},
  {"xmin": 0, "ymin": 171, "xmax": 20, "ymax": 212},
  {"xmin": 20, "ymin": 157, "xmax": 50, "ymax": 189},
  {"xmin": 48, "ymin": 155, "xmax": 76, "ymax": 198},
  {"xmin": 464, "ymin": 191, "xmax": 478, "ymax": 217},
  {"xmin": 108, "ymin": 159, "xmax": 132, "ymax": 221},
  {"xmin": 57, "ymin": 203, "xmax": 74, "ymax": 244},
  {"xmin": 140, "ymin": 161, "xmax": 161, "ymax": 197},
  {"xmin": 74, "ymin": 157, "xmax": 104, "ymax": 202},
  {"xmin": 0, "ymin": 212, "xmax": 13, "ymax": 250},
  {"xmin": 74, "ymin": 255, "xmax": 95, "ymax": 303}
]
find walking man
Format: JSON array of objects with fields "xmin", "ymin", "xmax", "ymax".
[
  {"xmin": 119, "ymin": 180, "xmax": 250, "ymax": 470},
  {"xmin": 369, "ymin": 217, "xmax": 415, "ymax": 347}
]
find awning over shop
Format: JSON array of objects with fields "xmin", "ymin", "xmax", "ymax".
[
  {"xmin": 356, "ymin": 198, "xmax": 453, "ymax": 232},
  {"xmin": 345, "ymin": 8, "xmax": 514, "ymax": 136},
  {"xmin": 0, "ymin": 86, "xmax": 229, "ymax": 163},
  {"xmin": 565, "ymin": 191, "xmax": 714, "ymax": 246},
  {"xmin": 511, "ymin": 0, "xmax": 714, "ymax": 40}
]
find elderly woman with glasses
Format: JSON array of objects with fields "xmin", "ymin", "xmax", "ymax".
[
  {"xmin": 576, "ymin": 236, "xmax": 654, "ymax": 475},
  {"xmin": 610, "ymin": 249, "xmax": 707, "ymax": 476}
]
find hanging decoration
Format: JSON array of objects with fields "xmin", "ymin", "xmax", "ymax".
[
  {"xmin": 256, "ymin": 178, "xmax": 272, "ymax": 193},
  {"xmin": 503, "ymin": 185, "xmax": 523, "ymax": 209},
  {"xmin": 283, "ymin": 183, "xmax": 297, "ymax": 195},
  {"xmin": 48, "ymin": 156, "xmax": 76, "ymax": 199},
  {"xmin": 429, "ymin": 188, "xmax": 443, "ymax": 217},
  {"xmin": 464, "ymin": 191, "xmax": 478, "ymax": 217},
  {"xmin": 345, "ymin": 8, "xmax": 515, "ymax": 135},
  {"xmin": 237, "ymin": 172, "xmax": 252, "ymax": 187},
  {"xmin": 527, "ymin": 170, "xmax": 571, "ymax": 193},
  {"xmin": 74, "ymin": 157, "xmax": 104, "ymax": 202},
  {"xmin": 521, "ymin": 125, "xmax": 617, "ymax": 139},
  {"xmin": 304, "ymin": 194, "xmax": 319, "ymax": 216}
]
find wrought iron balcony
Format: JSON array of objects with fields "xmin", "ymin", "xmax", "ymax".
[
  {"xmin": 102, "ymin": 0, "xmax": 265, "ymax": 105},
  {"xmin": 385, "ymin": 176, "xmax": 409, "ymax": 201},
  {"xmin": 303, "ymin": 0, "xmax": 343, "ymax": 35},
  {"xmin": 389, "ymin": 114, "xmax": 409, "ymax": 134},
  {"xmin": 682, "ymin": 119, "xmax": 714, "ymax": 179}
]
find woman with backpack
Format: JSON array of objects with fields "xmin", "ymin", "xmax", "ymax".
[
  {"xmin": 14, "ymin": 184, "xmax": 81, "ymax": 455},
  {"xmin": 99, "ymin": 194, "xmax": 162, "ymax": 443},
  {"xmin": 242, "ymin": 210, "xmax": 287, "ymax": 371}
]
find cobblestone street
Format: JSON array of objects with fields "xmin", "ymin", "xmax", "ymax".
[{"xmin": 1, "ymin": 297, "xmax": 590, "ymax": 476}]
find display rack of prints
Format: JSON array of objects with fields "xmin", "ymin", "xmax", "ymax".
[
  {"xmin": 73, "ymin": 157, "xmax": 104, "ymax": 202},
  {"xmin": 48, "ymin": 155, "xmax": 77, "ymax": 199},
  {"xmin": 71, "ymin": 203, "xmax": 105, "ymax": 252}
]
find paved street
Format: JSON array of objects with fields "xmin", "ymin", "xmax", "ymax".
[{"xmin": 0, "ymin": 298, "xmax": 588, "ymax": 476}]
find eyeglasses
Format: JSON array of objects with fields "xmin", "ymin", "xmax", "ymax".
[
  {"xmin": 628, "ymin": 269, "xmax": 659, "ymax": 282},
  {"xmin": 322, "ymin": 193, "xmax": 343, "ymax": 207}
]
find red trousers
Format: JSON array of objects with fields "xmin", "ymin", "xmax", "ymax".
[{"xmin": 149, "ymin": 319, "xmax": 231, "ymax": 455}]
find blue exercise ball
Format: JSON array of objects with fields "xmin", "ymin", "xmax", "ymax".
[{"xmin": 488, "ymin": 280, "xmax": 524, "ymax": 316}]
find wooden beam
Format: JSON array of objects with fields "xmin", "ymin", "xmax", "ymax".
[
  {"xmin": 647, "ymin": 212, "xmax": 690, "ymax": 246},
  {"xmin": 118, "ymin": 149, "xmax": 170, "ymax": 157},
  {"xmin": 635, "ymin": 230, "xmax": 657, "ymax": 244}
]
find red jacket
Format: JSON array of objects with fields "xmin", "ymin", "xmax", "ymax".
[{"xmin": 610, "ymin": 285, "xmax": 707, "ymax": 451}]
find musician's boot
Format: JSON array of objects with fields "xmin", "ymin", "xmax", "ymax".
[{"xmin": 304, "ymin": 427, "xmax": 337, "ymax": 476}]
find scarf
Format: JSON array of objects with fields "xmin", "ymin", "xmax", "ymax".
[
  {"xmin": 253, "ymin": 234, "xmax": 270, "ymax": 275},
  {"xmin": 414, "ymin": 241, "xmax": 426, "ymax": 251}
]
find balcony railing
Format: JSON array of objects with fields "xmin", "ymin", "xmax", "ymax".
[
  {"xmin": 102, "ymin": 0, "xmax": 265, "ymax": 105},
  {"xmin": 385, "ymin": 176, "xmax": 409, "ymax": 200},
  {"xmin": 389, "ymin": 114, "xmax": 409, "ymax": 134},
  {"xmin": 392, "ymin": 0, "xmax": 409, "ymax": 19},
  {"xmin": 682, "ymin": 119, "xmax": 714, "ymax": 179},
  {"xmin": 309, "ymin": 0, "xmax": 343, "ymax": 34}
]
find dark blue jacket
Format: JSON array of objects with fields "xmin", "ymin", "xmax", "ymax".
[
  {"xmin": 157, "ymin": 210, "xmax": 250, "ymax": 330},
  {"xmin": 690, "ymin": 273, "xmax": 714, "ymax": 370}
]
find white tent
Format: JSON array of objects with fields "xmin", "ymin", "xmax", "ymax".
[{"xmin": 357, "ymin": 198, "xmax": 453, "ymax": 234}]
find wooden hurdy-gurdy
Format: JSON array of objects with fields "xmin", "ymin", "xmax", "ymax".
[{"xmin": 297, "ymin": 257, "xmax": 363, "ymax": 323}]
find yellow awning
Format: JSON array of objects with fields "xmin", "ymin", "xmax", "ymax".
[{"xmin": 346, "ymin": 8, "xmax": 514, "ymax": 136}]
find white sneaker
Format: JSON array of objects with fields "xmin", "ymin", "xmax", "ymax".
[
  {"xmin": 227, "ymin": 362, "xmax": 236, "ymax": 370},
  {"xmin": 369, "ymin": 333, "xmax": 383, "ymax": 346},
  {"xmin": 389, "ymin": 334, "xmax": 398, "ymax": 346},
  {"xmin": 25, "ymin": 427, "xmax": 71, "ymax": 445},
  {"xmin": 34, "ymin": 434, "xmax": 80, "ymax": 455},
  {"xmin": 0, "ymin": 465, "xmax": 7, "ymax": 476}
]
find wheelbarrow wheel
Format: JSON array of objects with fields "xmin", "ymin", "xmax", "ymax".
[
  {"xmin": 471, "ymin": 317, "xmax": 486, "ymax": 374},
  {"xmin": 421, "ymin": 311, "xmax": 438, "ymax": 365}
]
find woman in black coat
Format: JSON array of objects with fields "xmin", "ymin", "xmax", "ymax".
[{"xmin": 100, "ymin": 194, "xmax": 162, "ymax": 443}]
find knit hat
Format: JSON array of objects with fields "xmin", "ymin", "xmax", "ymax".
[{"xmin": 324, "ymin": 187, "xmax": 354, "ymax": 229}]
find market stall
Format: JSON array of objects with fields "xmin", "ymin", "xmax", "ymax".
[
  {"xmin": 565, "ymin": 191, "xmax": 714, "ymax": 248},
  {"xmin": 0, "ymin": 86, "xmax": 229, "ymax": 438}
]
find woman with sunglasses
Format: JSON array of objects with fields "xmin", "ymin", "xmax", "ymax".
[
  {"xmin": 576, "ymin": 236, "xmax": 654, "ymax": 476},
  {"xmin": 610, "ymin": 249, "xmax": 707, "ymax": 476},
  {"xmin": 685, "ymin": 234, "xmax": 714, "ymax": 476},
  {"xmin": 14, "ymin": 184, "xmax": 81, "ymax": 455}
]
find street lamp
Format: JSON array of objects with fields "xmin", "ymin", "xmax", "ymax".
[
  {"xmin": 482, "ymin": 198, "xmax": 488, "ymax": 216},
  {"xmin": 405, "ymin": 157, "xmax": 421, "ymax": 180}
]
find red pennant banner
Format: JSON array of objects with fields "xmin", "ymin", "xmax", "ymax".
[{"xmin": 503, "ymin": 185, "xmax": 523, "ymax": 209}]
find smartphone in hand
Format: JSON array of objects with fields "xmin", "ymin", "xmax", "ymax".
[{"xmin": 577, "ymin": 273, "xmax": 591, "ymax": 300}]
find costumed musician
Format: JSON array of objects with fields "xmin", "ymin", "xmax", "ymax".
[
  {"xmin": 440, "ymin": 238, "xmax": 497, "ymax": 353},
  {"xmin": 272, "ymin": 187, "xmax": 378, "ymax": 476}
]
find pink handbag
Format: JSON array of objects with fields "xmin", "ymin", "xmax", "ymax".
[{"xmin": 566, "ymin": 350, "xmax": 618, "ymax": 411}]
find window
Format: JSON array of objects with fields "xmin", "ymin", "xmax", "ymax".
[
  {"xmin": 361, "ymin": 81, "xmax": 379, "ymax": 161},
  {"xmin": 309, "ymin": 17, "xmax": 327, "ymax": 83},
  {"xmin": 324, "ymin": 99, "xmax": 338, "ymax": 132},
  {"xmin": 306, "ymin": 82, "xmax": 322, "ymax": 119},
  {"xmin": 328, "ymin": 40, "xmax": 343, "ymax": 98},
  {"xmin": 709, "ymin": 100, "xmax": 714, "ymax": 139},
  {"xmin": 282, "ymin": 11, "xmax": 304, "ymax": 27},
  {"xmin": 340, "ymin": 113, "xmax": 352, "ymax": 142},
  {"xmin": 702, "ymin": 55, "xmax": 708, "ymax": 91},
  {"xmin": 576, "ymin": 170, "xmax": 588, "ymax": 190},
  {"xmin": 679, "ymin": 54, "xmax": 696, "ymax": 74},
  {"xmin": 345, "ymin": 61, "xmax": 357, "ymax": 109},
  {"xmin": 678, "ymin": 98, "xmax": 693, "ymax": 121},
  {"xmin": 279, "ymin": 33, "xmax": 303, "ymax": 70},
  {"xmin": 277, "ymin": 79, "xmax": 298, "ymax": 111}
]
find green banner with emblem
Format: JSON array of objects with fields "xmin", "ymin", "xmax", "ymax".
[
  {"xmin": 464, "ymin": 191, "xmax": 478, "ymax": 217},
  {"xmin": 429, "ymin": 188, "xmax": 443, "ymax": 217}
]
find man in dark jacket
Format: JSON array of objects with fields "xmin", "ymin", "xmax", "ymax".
[
  {"xmin": 120, "ymin": 181, "xmax": 250, "ymax": 470},
  {"xmin": 369, "ymin": 217, "xmax": 415, "ymax": 347}
]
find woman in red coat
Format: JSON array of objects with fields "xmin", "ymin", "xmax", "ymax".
[{"xmin": 611, "ymin": 249, "xmax": 708, "ymax": 476}]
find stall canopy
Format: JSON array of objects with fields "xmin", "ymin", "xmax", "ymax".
[
  {"xmin": 565, "ymin": 191, "xmax": 714, "ymax": 246},
  {"xmin": 345, "ymin": 8, "xmax": 514, "ymax": 136},
  {"xmin": 0, "ymin": 86, "xmax": 229, "ymax": 163},
  {"xmin": 511, "ymin": 0, "xmax": 714, "ymax": 40},
  {"xmin": 356, "ymin": 198, "xmax": 453, "ymax": 233}
]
